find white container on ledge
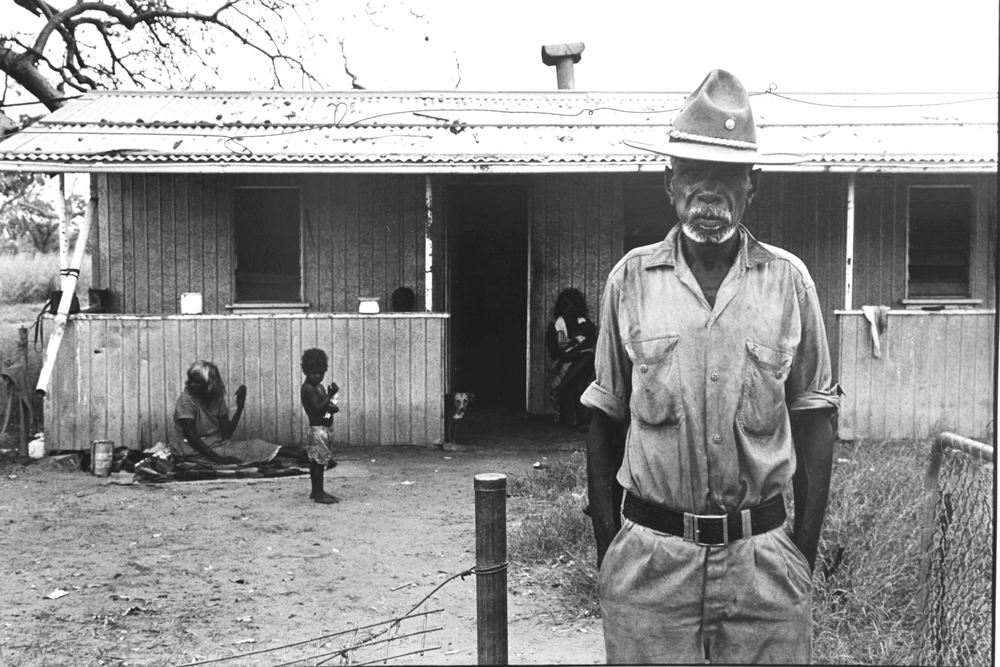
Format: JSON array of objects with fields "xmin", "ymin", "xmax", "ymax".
[
  {"xmin": 180, "ymin": 292, "xmax": 203, "ymax": 315},
  {"xmin": 357, "ymin": 297, "xmax": 381, "ymax": 314}
]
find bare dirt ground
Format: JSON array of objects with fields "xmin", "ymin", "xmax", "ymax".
[{"xmin": 0, "ymin": 443, "xmax": 605, "ymax": 666}]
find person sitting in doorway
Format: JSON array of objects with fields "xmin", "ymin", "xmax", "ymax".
[
  {"xmin": 171, "ymin": 360, "xmax": 300, "ymax": 466},
  {"xmin": 546, "ymin": 288, "xmax": 597, "ymax": 430}
]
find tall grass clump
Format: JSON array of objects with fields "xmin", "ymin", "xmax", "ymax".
[
  {"xmin": 507, "ymin": 450, "xmax": 599, "ymax": 617},
  {"xmin": 507, "ymin": 439, "xmax": 974, "ymax": 662},
  {"xmin": 0, "ymin": 253, "xmax": 91, "ymax": 304},
  {"xmin": 812, "ymin": 439, "xmax": 928, "ymax": 664}
]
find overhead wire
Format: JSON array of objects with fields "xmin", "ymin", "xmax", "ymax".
[{"xmin": 1, "ymin": 87, "xmax": 995, "ymax": 157}]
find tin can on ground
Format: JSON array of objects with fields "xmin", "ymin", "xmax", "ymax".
[{"xmin": 91, "ymin": 440, "xmax": 114, "ymax": 477}]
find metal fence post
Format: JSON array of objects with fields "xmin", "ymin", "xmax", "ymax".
[{"xmin": 474, "ymin": 473, "xmax": 507, "ymax": 665}]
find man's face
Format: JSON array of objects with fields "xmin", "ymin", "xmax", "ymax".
[{"xmin": 665, "ymin": 159, "xmax": 757, "ymax": 244}]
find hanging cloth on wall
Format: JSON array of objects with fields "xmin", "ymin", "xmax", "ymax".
[{"xmin": 861, "ymin": 305, "xmax": 891, "ymax": 359}]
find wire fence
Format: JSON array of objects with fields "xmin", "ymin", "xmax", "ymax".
[
  {"xmin": 173, "ymin": 565, "xmax": 487, "ymax": 666},
  {"xmin": 914, "ymin": 432, "xmax": 994, "ymax": 667},
  {"xmin": 175, "ymin": 607, "xmax": 444, "ymax": 667}
]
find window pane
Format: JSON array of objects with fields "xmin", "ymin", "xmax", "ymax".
[
  {"xmin": 908, "ymin": 186, "xmax": 972, "ymax": 298},
  {"xmin": 234, "ymin": 188, "xmax": 301, "ymax": 302}
]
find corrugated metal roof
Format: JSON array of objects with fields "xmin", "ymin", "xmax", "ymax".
[{"xmin": 1, "ymin": 90, "xmax": 996, "ymax": 172}]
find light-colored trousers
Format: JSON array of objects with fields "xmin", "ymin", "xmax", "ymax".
[{"xmin": 598, "ymin": 518, "xmax": 813, "ymax": 664}]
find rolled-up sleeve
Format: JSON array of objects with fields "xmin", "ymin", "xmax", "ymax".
[
  {"xmin": 581, "ymin": 274, "xmax": 632, "ymax": 423},
  {"xmin": 786, "ymin": 283, "xmax": 841, "ymax": 413}
]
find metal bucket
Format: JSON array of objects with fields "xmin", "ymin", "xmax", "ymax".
[{"xmin": 91, "ymin": 440, "xmax": 114, "ymax": 477}]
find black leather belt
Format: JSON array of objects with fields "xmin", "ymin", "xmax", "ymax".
[{"xmin": 623, "ymin": 491, "xmax": 786, "ymax": 546}]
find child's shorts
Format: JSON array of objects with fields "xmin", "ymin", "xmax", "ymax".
[{"xmin": 304, "ymin": 426, "xmax": 333, "ymax": 465}]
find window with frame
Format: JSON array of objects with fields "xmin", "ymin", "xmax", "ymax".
[
  {"xmin": 907, "ymin": 186, "xmax": 972, "ymax": 299},
  {"xmin": 234, "ymin": 187, "xmax": 302, "ymax": 302},
  {"xmin": 624, "ymin": 187, "xmax": 677, "ymax": 253}
]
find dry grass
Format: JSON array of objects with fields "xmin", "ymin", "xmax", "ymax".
[
  {"xmin": 0, "ymin": 252, "xmax": 91, "ymax": 305},
  {"xmin": 506, "ymin": 450, "xmax": 600, "ymax": 620},
  {"xmin": 812, "ymin": 439, "xmax": 927, "ymax": 664},
  {"xmin": 506, "ymin": 439, "xmax": 989, "ymax": 664}
]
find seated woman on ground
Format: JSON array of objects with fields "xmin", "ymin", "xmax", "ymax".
[
  {"xmin": 171, "ymin": 360, "xmax": 300, "ymax": 466},
  {"xmin": 546, "ymin": 288, "xmax": 597, "ymax": 429}
]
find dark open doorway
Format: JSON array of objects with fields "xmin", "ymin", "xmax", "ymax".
[{"xmin": 448, "ymin": 183, "xmax": 529, "ymax": 410}]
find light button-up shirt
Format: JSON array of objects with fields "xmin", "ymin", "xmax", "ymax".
[{"xmin": 582, "ymin": 224, "xmax": 840, "ymax": 515}]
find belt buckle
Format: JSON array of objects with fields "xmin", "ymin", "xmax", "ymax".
[{"xmin": 689, "ymin": 513, "xmax": 728, "ymax": 546}]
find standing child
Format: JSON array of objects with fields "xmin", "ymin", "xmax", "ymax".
[{"xmin": 300, "ymin": 348, "xmax": 340, "ymax": 504}]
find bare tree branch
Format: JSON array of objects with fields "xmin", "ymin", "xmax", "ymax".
[
  {"xmin": 2, "ymin": 0, "xmax": 321, "ymax": 110},
  {"xmin": 337, "ymin": 36, "xmax": 364, "ymax": 90}
]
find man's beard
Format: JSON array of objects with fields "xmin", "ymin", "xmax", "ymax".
[{"xmin": 680, "ymin": 205, "xmax": 738, "ymax": 244}]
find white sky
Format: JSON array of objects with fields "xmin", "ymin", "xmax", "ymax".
[
  {"xmin": 3, "ymin": 0, "xmax": 997, "ymax": 101},
  {"xmin": 267, "ymin": 0, "xmax": 1000, "ymax": 93}
]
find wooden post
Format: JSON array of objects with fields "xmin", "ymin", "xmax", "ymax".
[
  {"xmin": 56, "ymin": 174, "xmax": 70, "ymax": 292},
  {"xmin": 36, "ymin": 195, "xmax": 94, "ymax": 397},
  {"xmin": 424, "ymin": 175, "xmax": 434, "ymax": 312},
  {"xmin": 17, "ymin": 327, "xmax": 30, "ymax": 457},
  {"xmin": 844, "ymin": 173, "xmax": 855, "ymax": 311},
  {"xmin": 475, "ymin": 473, "xmax": 507, "ymax": 665}
]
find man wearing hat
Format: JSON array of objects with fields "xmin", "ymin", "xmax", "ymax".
[{"xmin": 582, "ymin": 69, "xmax": 839, "ymax": 664}]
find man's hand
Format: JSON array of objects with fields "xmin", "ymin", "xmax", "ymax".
[
  {"xmin": 587, "ymin": 410, "xmax": 626, "ymax": 569},
  {"xmin": 235, "ymin": 385, "xmax": 247, "ymax": 409},
  {"xmin": 327, "ymin": 382, "xmax": 340, "ymax": 397}
]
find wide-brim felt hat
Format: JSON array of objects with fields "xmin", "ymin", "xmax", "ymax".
[{"xmin": 624, "ymin": 69, "xmax": 805, "ymax": 165}]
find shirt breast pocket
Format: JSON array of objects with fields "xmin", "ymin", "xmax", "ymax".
[
  {"xmin": 739, "ymin": 340, "xmax": 794, "ymax": 437},
  {"xmin": 625, "ymin": 336, "xmax": 683, "ymax": 428}
]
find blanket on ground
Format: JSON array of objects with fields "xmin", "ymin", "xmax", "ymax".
[{"xmin": 133, "ymin": 454, "xmax": 309, "ymax": 483}]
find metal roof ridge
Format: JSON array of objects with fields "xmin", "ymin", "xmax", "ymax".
[
  {"xmin": 79, "ymin": 89, "xmax": 692, "ymax": 97},
  {"xmin": 79, "ymin": 89, "xmax": 999, "ymax": 96}
]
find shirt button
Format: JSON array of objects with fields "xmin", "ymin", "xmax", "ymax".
[
  {"xmin": 712, "ymin": 435, "xmax": 723, "ymax": 444},
  {"xmin": 774, "ymin": 371, "xmax": 783, "ymax": 379},
  {"xmin": 639, "ymin": 364, "xmax": 648, "ymax": 373},
  {"xmin": 710, "ymin": 372, "xmax": 720, "ymax": 381}
]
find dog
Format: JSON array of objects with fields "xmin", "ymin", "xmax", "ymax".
[{"xmin": 445, "ymin": 392, "xmax": 474, "ymax": 447}]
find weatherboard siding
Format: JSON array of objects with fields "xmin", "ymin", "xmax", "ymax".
[
  {"xmin": 91, "ymin": 173, "xmax": 430, "ymax": 314},
  {"xmin": 44, "ymin": 314, "xmax": 448, "ymax": 450},
  {"xmin": 836, "ymin": 310, "xmax": 995, "ymax": 441}
]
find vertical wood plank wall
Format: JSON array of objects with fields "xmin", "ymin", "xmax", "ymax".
[
  {"xmin": 837, "ymin": 311, "xmax": 995, "ymax": 441},
  {"xmin": 45, "ymin": 314, "xmax": 448, "ymax": 450},
  {"xmin": 850, "ymin": 173, "xmax": 996, "ymax": 308},
  {"xmin": 747, "ymin": 173, "xmax": 848, "ymax": 374},
  {"xmin": 527, "ymin": 174, "xmax": 624, "ymax": 414},
  {"xmin": 86, "ymin": 170, "xmax": 996, "ymax": 427},
  {"xmin": 93, "ymin": 174, "xmax": 430, "ymax": 314}
]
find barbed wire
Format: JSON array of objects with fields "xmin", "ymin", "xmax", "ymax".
[{"xmin": 173, "ymin": 560, "xmax": 507, "ymax": 667}]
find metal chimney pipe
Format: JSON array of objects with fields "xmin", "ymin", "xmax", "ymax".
[{"xmin": 541, "ymin": 42, "xmax": 585, "ymax": 90}]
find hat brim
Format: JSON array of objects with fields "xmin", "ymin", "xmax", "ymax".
[{"xmin": 623, "ymin": 139, "xmax": 806, "ymax": 165}]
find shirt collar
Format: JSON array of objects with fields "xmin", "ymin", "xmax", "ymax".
[{"xmin": 646, "ymin": 223, "xmax": 775, "ymax": 269}]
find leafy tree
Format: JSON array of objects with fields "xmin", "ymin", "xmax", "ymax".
[
  {"xmin": 0, "ymin": 171, "xmax": 84, "ymax": 253},
  {"xmin": 1, "ymin": 0, "xmax": 319, "ymax": 114}
]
